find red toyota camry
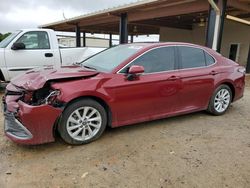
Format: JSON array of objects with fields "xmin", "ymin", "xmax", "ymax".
[{"xmin": 3, "ymin": 42, "xmax": 245, "ymax": 145}]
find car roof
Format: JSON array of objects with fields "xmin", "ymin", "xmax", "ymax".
[
  {"xmin": 124, "ymin": 42, "xmax": 205, "ymax": 48},
  {"xmin": 122, "ymin": 42, "xmax": 218, "ymax": 56}
]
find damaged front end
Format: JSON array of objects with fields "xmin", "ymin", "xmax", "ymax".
[{"xmin": 3, "ymin": 82, "xmax": 63, "ymax": 145}]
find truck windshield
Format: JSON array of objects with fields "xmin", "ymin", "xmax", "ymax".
[
  {"xmin": 0, "ymin": 31, "xmax": 21, "ymax": 48},
  {"xmin": 82, "ymin": 44, "xmax": 143, "ymax": 72}
]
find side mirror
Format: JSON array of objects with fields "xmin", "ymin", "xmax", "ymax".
[
  {"xmin": 11, "ymin": 42, "xmax": 25, "ymax": 50},
  {"xmin": 127, "ymin": 65, "xmax": 144, "ymax": 81},
  {"xmin": 128, "ymin": 65, "xmax": 145, "ymax": 74}
]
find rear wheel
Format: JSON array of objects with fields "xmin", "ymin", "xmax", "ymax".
[
  {"xmin": 58, "ymin": 99, "xmax": 107, "ymax": 145},
  {"xmin": 207, "ymin": 85, "xmax": 232, "ymax": 115}
]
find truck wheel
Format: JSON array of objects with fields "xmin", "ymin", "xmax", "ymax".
[{"xmin": 58, "ymin": 99, "xmax": 107, "ymax": 145}]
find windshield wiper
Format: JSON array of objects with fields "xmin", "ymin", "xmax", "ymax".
[{"xmin": 82, "ymin": 65, "xmax": 97, "ymax": 70}]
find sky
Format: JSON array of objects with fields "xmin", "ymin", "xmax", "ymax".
[
  {"xmin": 0, "ymin": 0, "xmax": 139, "ymax": 33},
  {"xmin": 0, "ymin": 0, "xmax": 159, "ymax": 42}
]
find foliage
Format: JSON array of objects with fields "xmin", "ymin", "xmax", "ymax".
[{"xmin": 0, "ymin": 33, "xmax": 11, "ymax": 42}]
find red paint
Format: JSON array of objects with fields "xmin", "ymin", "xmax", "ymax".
[
  {"xmin": 128, "ymin": 65, "xmax": 145, "ymax": 74},
  {"xmin": 5, "ymin": 101, "xmax": 62, "ymax": 145},
  {"xmin": 10, "ymin": 66, "xmax": 98, "ymax": 90},
  {"xmin": 3, "ymin": 43, "xmax": 245, "ymax": 145}
]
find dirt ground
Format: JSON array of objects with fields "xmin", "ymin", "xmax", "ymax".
[{"xmin": 0, "ymin": 76, "xmax": 250, "ymax": 188}]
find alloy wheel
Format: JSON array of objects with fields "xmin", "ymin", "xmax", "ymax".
[
  {"xmin": 214, "ymin": 88, "xmax": 231, "ymax": 113},
  {"xmin": 66, "ymin": 106, "xmax": 102, "ymax": 141}
]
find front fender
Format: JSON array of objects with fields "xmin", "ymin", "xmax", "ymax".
[{"xmin": 51, "ymin": 78, "xmax": 114, "ymax": 111}]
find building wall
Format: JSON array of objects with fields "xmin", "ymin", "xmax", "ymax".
[
  {"xmin": 160, "ymin": 20, "xmax": 250, "ymax": 66},
  {"xmin": 58, "ymin": 37, "xmax": 109, "ymax": 48},
  {"xmin": 220, "ymin": 20, "xmax": 250, "ymax": 66}
]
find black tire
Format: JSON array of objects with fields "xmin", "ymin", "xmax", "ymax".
[
  {"xmin": 207, "ymin": 84, "xmax": 232, "ymax": 116},
  {"xmin": 58, "ymin": 98, "xmax": 107, "ymax": 145}
]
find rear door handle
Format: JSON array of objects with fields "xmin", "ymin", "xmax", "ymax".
[
  {"xmin": 45, "ymin": 53, "xmax": 53, "ymax": 57},
  {"xmin": 167, "ymin": 76, "xmax": 180, "ymax": 81},
  {"xmin": 210, "ymin": 70, "xmax": 218, "ymax": 75}
]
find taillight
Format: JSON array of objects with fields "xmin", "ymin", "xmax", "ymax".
[{"xmin": 238, "ymin": 67, "xmax": 246, "ymax": 74}]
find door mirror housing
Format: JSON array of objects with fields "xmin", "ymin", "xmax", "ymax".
[
  {"xmin": 127, "ymin": 65, "xmax": 144, "ymax": 81},
  {"xmin": 11, "ymin": 42, "xmax": 25, "ymax": 50},
  {"xmin": 128, "ymin": 65, "xmax": 145, "ymax": 75}
]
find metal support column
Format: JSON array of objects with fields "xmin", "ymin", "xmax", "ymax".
[
  {"xmin": 217, "ymin": 0, "xmax": 227, "ymax": 53},
  {"xmin": 119, "ymin": 13, "xmax": 128, "ymax": 44},
  {"xmin": 206, "ymin": 0, "xmax": 218, "ymax": 49},
  {"xmin": 75, "ymin": 24, "xmax": 81, "ymax": 47},
  {"xmin": 83, "ymin": 31, "xmax": 86, "ymax": 47},
  {"xmin": 246, "ymin": 45, "xmax": 250, "ymax": 73},
  {"xmin": 109, "ymin": 33, "xmax": 112, "ymax": 47},
  {"xmin": 131, "ymin": 35, "xmax": 134, "ymax": 43}
]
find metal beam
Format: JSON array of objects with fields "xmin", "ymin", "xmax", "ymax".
[
  {"xmin": 119, "ymin": 13, "xmax": 128, "ymax": 44},
  {"xmin": 75, "ymin": 24, "xmax": 81, "ymax": 47},
  {"xmin": 131, "ymin": 35, "xmax": 134, "ymax": 43}
]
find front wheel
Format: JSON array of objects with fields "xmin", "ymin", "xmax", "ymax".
[
  {"xmin": 58, "ymin": 99, "xmax": 107, "ymax": 145},
  {"xmin": 207, "ymin": 85, "xmax": 232, "ymax": 115}
]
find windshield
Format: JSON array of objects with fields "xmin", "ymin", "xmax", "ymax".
[
  {"xmin": 82, "ymin": 44, "xmax": 143, "ymax": 72},
  {"xmin": 0, "ymin": 31, "xmax": 21, "ymax": 48}
]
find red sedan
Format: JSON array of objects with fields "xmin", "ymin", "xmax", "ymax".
[{"xmin": 3, "ymin": 43, "xmax": 245, "ymax": 145}]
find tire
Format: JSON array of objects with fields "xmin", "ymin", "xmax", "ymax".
[
  {"xmin": 207, "ymin": 84, "xmax": 232, "ymax": 115},
  {"xmin": 58, "ymin": 98, "xmax": 107, "ymax": 145}
]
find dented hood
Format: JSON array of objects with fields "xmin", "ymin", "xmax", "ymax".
[{"xmin": 10, "ymin": 66, "xmax": 99, "ymax": 90}]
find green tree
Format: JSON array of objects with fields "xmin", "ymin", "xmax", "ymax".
[{"xmin": 0, "ymin": 33, "xmax": 11, "ymax": 42}]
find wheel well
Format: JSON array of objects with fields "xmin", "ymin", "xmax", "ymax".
[
  {"xmin": 221, "ymin": 82, "xmax": 235, "ymax": 101},
  {"xmin": 64, "ymin": 96, "xmax": 112, "ymax": 127}
]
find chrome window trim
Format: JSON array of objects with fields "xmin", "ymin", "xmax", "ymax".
[{"xmin": 116, "ymin": 44, "xmax": 217, "ymax": 75}]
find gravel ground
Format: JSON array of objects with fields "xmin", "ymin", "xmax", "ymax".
[{"xmin": 0, "ymin": 76, "xmax": 250, "ymax": 188}]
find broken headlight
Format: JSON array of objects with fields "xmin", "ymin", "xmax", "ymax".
[
  {"xmin": 31, "ymin": 86, "xmax": 61, "ymax": 106},
  {"xmin": 43, "ymin": 90, "xmax": 61, "ymax": 104}
]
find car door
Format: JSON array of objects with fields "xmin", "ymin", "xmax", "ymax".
[
  {"xmin": 177, "ymin": 46, "xmax": 216, "ymax": 111},
  {"xmin": 5, "ymin": 31, "xmax": 55, "ymax": 79},
  {"xmin": 107, "ymin": 46, "xmax": 182, "ymax": 126}
]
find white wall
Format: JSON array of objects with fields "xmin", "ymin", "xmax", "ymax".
[
  {"xmin": 58, "ymin": 37, "xmax": 109, "ymax": 48},
  {"xmin": 160, "ymin": 20, "xmax": 250, "ymax": 66}
]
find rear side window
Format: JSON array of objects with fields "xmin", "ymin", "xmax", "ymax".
[
  {"xmin": 178, "ymin": 46, "xmax": 206, "ymax": 69},
  {"xmin": 204, "ymin": 52, "xmax": 215, "ymax": 65},
  {"xmin": 121, "ymin": 47, "xmax": 175, "ymax": 73}
]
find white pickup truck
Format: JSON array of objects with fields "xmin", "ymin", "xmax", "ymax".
[{"xmin": 0, "ymin": 29, "xmax": 105, "ymax": 81}]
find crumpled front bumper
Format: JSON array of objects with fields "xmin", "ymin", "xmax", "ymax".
[
  {"xmin": 3, "ymin": 100, "xmax": 63, "ymax": 145},
  {"xmin": 4, "ymin": 111, "xmax": 33, "ymax": 140}
]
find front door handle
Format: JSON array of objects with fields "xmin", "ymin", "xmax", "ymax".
[
  {"xmin": 167, "ymin": 76, "xmax": 180, "ymax": 81},
  {"xmin": 45, "ymin": 53, "xmax": 53, "ymax": 57}
]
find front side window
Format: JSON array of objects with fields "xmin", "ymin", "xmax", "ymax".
[
  {"xmin": 120, "ymin": 47, "xmax": 176, "ymax": 73},
  {"xmin": 178, "ymin": 46, "xmax": 206, "ymax": 69},
  {"xmin": 16, "ymin": 31, "xmax": 50, "ymax": 49}
]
